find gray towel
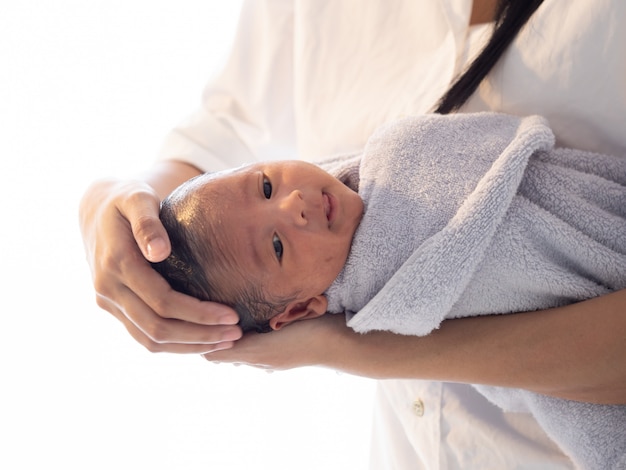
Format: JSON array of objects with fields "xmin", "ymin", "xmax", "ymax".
[{"xmin": 324, "ymin": 113, "xmax": 626, "ymax": 469}]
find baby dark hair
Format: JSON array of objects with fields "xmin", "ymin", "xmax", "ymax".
[{"xmin": 150, "ymin": 176, "xmax": 296, "ymax": 333}]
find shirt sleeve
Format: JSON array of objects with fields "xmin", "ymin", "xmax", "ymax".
[
  {"xmin": 157, "ymin": 0, "xmax": 297, "ymax": 172},
  {"xmin": 156, "ymin": 0, "xmax": 478, "ymax": 172}
]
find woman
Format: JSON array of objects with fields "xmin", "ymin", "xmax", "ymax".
[{"xmin": 79, "ymin": 0, "xmax": 626, "ymax": 467}]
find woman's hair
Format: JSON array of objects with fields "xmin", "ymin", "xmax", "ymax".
[
  {"xmin": 151, "ymin": 185, "xmax": 296, "ymax": 333},
  {"xmin": 434, "ymin": 0, "xmax": 544, "ymax": 114}
]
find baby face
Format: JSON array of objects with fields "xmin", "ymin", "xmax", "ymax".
[{"xmin": 189, "ymin": 160, "xmax": 364, "ymax": 303}]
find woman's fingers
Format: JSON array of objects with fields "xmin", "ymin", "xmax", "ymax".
[
  {"xmin": 118, "ymin": 253, "xmax": 239, "ymax": 325},
  {"xmin": 205, "ymin": 314, "xmax": 346, "ymax": 369},
  {"xmin": 81, "ymin": 177, "xmax": 242, "ymax": 353},
  {"xmin": 94, "ymin": 222, "xmax": 242, "ymax": 348},
  {"xmin": 97, "ymin": 285, "xmax": 241, "ymax": 353}
]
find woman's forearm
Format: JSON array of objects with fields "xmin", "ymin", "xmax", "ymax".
[
  {"xmin": 325, "ymin": 289, "xmax": 626, "ymax": 404},
  {"xmin": 207, "ymin": 289, "xmax": 625, "ymax": 403},
  {"xmin": 139, "ymin": 159, "xmax": 203, "ymax": 199}
]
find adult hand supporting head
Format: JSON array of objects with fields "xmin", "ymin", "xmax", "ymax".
[{"xmin": 79, "ymin": 160, "xmax": 242, "ymax": 353}]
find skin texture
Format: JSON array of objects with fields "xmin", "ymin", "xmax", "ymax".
[
  {"xmin": 78, "ymin": 0, "xmax": 626, "ymax": 403},
  {"xmin": 470, "ymin": 0, "xmax": 499, "ymax": 24}
]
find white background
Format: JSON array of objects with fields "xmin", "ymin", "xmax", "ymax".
[{"xmin": 0, "ymin": 2, "xmax": 376, "ymax": 469}]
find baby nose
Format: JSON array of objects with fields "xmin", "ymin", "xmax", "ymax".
[{"xmin": 280, "ymin": 190, "xmax": 307, "ymax": 226}]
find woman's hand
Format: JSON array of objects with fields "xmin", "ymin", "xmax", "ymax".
[
  {"xmin": 204, "ymin": 314, "xmax": 350, "ymax": 370},
  {"xmin": 79, "ymin": 161, "xmax": 243, "ymax": 353}
]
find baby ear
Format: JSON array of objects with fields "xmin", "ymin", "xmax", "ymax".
[{"xmin": 269, "ymin": 295, "xmax": 328, "ymax": 330}]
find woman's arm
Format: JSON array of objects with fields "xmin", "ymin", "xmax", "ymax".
[
  {"xmin": 79, "ymin": 160, "xmax": 242, "ymax": 353},
  {"xmin": 206, "ymin": 288, "xmax": 626, "ymax": 404}
]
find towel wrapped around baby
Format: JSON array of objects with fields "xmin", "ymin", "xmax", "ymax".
[{"xmin": 323, "ymin": 113, "xmax": 626, "ymax": 470}]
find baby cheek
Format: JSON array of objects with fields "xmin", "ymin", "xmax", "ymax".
[
  {"xmin": 323, "ymin": 254, "xmax": 335, "ymax": 263},
  {"xmin": 321, "ymin": 251, "xmax": 348, "ymax": 271}
]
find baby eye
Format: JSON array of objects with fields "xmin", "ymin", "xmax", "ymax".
[
  {"xmin": 263, "ymin": 176, "xmax": 272, "ymax": 199},
  {"xmin": 272, "ymin": 234, "xmax": 283, "ymax": 261}
]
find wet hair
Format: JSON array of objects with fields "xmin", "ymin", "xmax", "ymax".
[
  {"xmin": 434, "ymin": 0, "xmax": 544, "ymax": 114},
  {"xmin": 151, "ymin": 179, "xmax": 297, "ymax": 333}
]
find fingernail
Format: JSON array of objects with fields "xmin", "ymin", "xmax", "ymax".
[
  {"xmin": 221, "ymin": 328, "xmax": 242, "ymax": 342},
  {"xmin": 146, "ymin": 237, "xmax": 166, "ymax": 260},
  {"xmin": 219, "ymin": 313, "xmax": 240, "ymax": 325}
]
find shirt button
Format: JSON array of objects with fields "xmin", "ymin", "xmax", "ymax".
[{"xmin": 412, "ymin": 398, "xmax": 425, "ymax": 417}]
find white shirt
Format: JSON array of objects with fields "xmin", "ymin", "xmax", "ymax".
[{"xmin": 158, "ymin": 1, "xmax": 626, "ymax": 468}]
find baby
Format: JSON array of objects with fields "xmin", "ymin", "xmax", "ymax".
[
  {"xmin": 152, "ymin": 112, "xmax": 626, "ymax": 470},
  {"xmin": 153, "ymin": 112, "xmax": 626, "ymax": 336}
]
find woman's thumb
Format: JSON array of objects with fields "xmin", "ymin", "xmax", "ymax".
[{"xmin": 126, "ymin": 191, "xmax": 171, "ymax": 263}]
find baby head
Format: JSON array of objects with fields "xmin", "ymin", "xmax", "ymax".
[{"xmin": 152, "ymin": 160, "xmax": 363, "ymax": 333}]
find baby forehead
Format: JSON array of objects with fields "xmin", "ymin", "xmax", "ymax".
[
  {"xmin": 191, "ymin": 165, "xmax": 252, "ymax": 192},
  {"xmin": 184, "ymin": 164, "xmax": 267, "ymax": 213},
  {"xmin": 190, "ymin": 159, "xmax": 321, "ymax": 195}
]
